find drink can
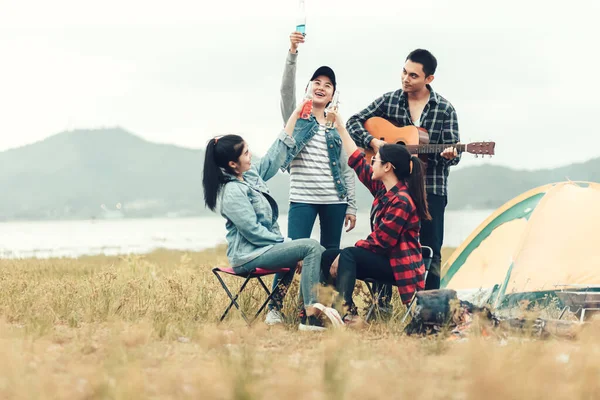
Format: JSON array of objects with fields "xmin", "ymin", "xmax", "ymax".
[{"xmin": 300, "ymin": 99, "xmax": 313, "ymax": 119}]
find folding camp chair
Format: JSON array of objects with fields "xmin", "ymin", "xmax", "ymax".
[
  {"xmin": 363, "ymin": 246, "xmax": 433, "ymax": 322},
  {"xmin": 555, "ymin": 285, "xmax": 600, "ymax": 322},
  {"xmin": 212, "ymin": 266, "xmax": 293, "ymax": 325}
]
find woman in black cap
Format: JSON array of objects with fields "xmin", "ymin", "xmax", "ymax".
[{"xmin": 264, "ymin": 31, "xmax": 357, "ymax": 325}]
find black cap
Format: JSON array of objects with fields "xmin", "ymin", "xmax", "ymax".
[{"xmin": 310, "ymin": 66, "xmax": 336, "ymax": 91}]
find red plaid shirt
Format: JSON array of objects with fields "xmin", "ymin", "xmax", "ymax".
[{"xmin": 348, "ymin": 149, "xmax": 425, "ymax": 303}]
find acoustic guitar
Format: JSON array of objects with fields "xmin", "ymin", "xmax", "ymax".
[{"xmin": 362, "ymin": 117, "xmax": 496, "ymax": 164}]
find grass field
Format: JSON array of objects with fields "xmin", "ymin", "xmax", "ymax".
[{"xmin": 1, "ymin": 246, "xmax": 598, "ymax": 399}]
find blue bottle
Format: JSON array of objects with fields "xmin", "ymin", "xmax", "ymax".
[{"xmin": 296, "ymin": 0, "xmax": 306, "ymax": 35}]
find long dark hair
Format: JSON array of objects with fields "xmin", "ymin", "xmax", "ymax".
[
  {"xmin": 378, "ymin": 144, "xmax": 431, "ymax": 221},
  {"xmin": 202, "ymin": 135, "xmax": 245, "ymax": 211}
]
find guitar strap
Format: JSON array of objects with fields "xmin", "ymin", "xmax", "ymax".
[
  {"xmin": 370, "ymin": 206, "xmax": 376, "ymax": 232},
  {"xmin": 369, "ymin": 198, "xmax": 384, "ymax": 233}
]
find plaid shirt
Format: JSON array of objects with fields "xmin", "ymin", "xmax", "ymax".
[
  {"xmin": 348, "ymin": 149, "xmax": 425, "ymax": 304},
  {"xmin": 346, "ymin": 86, "xmax": 460, "ymax": 196}
]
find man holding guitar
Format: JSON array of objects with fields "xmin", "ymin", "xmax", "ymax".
[{"xmin": 346, "ymin": 49, "xmax": 459, "ymax": 291}]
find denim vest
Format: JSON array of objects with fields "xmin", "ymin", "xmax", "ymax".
[{"xmin": 280, "ymin": 116, "xmax": 348, "ymax": 199}]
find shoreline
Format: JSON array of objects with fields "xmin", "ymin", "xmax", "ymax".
[
  {"xmin": 0, "ymin": 245, "xmax": 457, "ymax": 266},
  {"xmin": 1, "ymin": 211, "xmax": 486, "ymax": 259},
  {"xmin": 0, "ymin": 205, "xmax": 495, "ymax": 224}
]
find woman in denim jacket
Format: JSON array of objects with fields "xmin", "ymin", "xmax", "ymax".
[
  {"xmin": 265, "ymin": 31, "xmax": 358, "ymax": 325},
  {"xmin": 203, "ymin": 101, "xmax": 328, "ymax": 331}
]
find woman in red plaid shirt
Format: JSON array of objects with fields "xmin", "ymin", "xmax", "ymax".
[{"xmin": 321, "ymin": 110, "xmax": 431, "ymax": 318}]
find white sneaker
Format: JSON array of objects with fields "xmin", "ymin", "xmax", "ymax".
[
  {"xmin": 265, "ymin": 309, "xmax": 284, "ymax": 325},
  {"xmin": 298, "ymin": 315, "xmax": 327, "ymax": 332}
]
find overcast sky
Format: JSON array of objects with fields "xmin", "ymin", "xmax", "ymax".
[{"xmin": 1, "ymin": 0, "xmax": 598, "ymax": 170}]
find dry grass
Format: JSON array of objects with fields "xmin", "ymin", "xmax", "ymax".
[{"xmin": 0, "ymin": 246, "xmax": 599, "ymax": 399}]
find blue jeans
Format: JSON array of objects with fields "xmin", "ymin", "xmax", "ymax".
[
  {"xmin": 268, "ymin": 202, "xmax": 347, "ymax": 311},
  {"xmin": 234, "ymin": 238, "xmax": 325, "ymax": 308}
]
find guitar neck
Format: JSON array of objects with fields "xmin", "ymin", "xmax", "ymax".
[{"xmin": 406, "ymin": 143, "xmax": 467, "ymax": 154}]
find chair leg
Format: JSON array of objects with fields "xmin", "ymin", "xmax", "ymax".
[
  {"xmin": 365, "ymin": 282, "xmax": 385, "ymax": 323},
  {"xmin": 253, "ymin": 276, "xmax": 280, "ymax": 323},
  {"xmin": 398, "ymin": 268, "xmax": 428, "ymax": 324},
  {"xmin": 212, "ymin": 269, "xmax": 253, "ymax": 325},
  {"xmin": 400, "ymin": 292, "xmax": 418, "ymax": 325},
  {"xmin": 364, "ymin": 281, "xmax": 376, "ymax": 322},
  {"xmin": 558, "ymin": 306, "xmax": 569, "ymax": 320},
  {"xmin": 252, "ymin": 270, "xmax": 295, "ymax": 323}
]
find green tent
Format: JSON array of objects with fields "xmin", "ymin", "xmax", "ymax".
[{"xmin": 441, "ymin": 181, "xmax": 600, "ymax": 308}]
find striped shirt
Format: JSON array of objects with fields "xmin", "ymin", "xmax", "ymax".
[{"xmin": 289, "ymin": 124, "xmax": 347, "ymax": 205}]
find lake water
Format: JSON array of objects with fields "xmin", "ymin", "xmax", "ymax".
[{"xmin": 0, "ymin": 210, "xmax": 494, "ymax": 259}]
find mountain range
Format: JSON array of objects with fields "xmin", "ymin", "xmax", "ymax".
[{"xmin": 1, "ymin": 127, "xmax": 597, "ymax": 221}]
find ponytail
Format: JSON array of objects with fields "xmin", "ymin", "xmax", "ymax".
[
  {"xmin": 379, "ymin": 144, "xmax": 431, "ymax": 221},
  {"xmin": 202, "ymin": 139, "xmax": 225, "ymax": 211},
  {"xmin": 202, "ymin": 135, "xmax": 245, "ymax": 211},
  {"xmin": 379, "ymin": 144, "xmax": 431, "ymax": 220},
  {"xmin": 407, "ymin": 156, "xmax": 431, "ymax": 221}
]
